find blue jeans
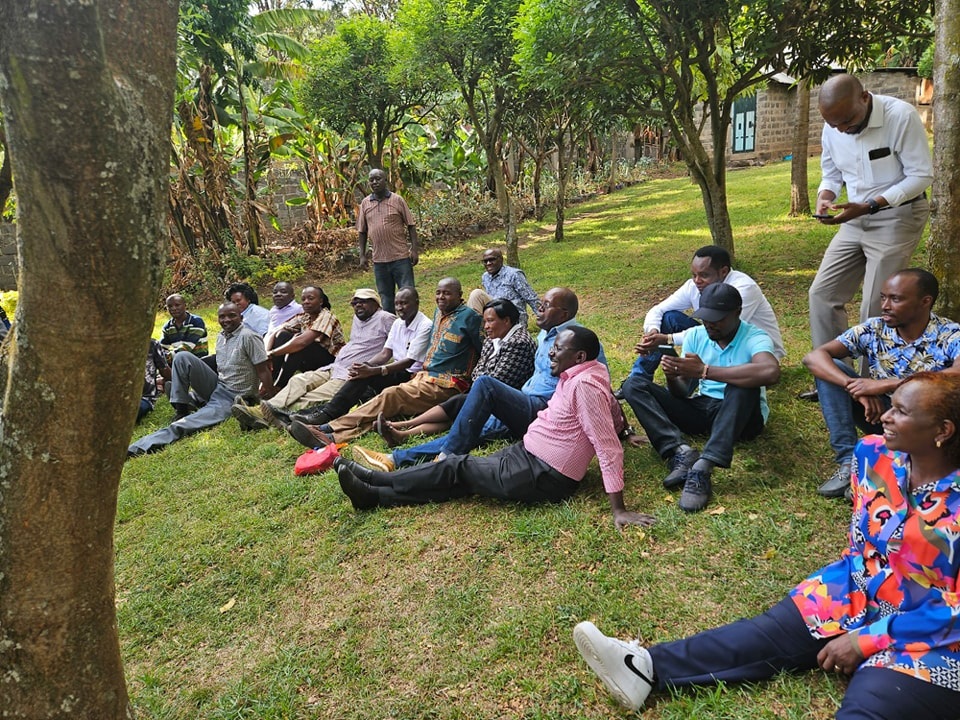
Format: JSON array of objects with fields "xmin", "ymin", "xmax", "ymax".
[
  {"xmin": 629, "ymin": 310, "xmax": 698, "ymax": 377},
  {"xmin": 392, "ymin": 376, "xmax": 548, "ymax": 467},
  {"xmin": 373, "ymin": 258, "xmax": 416, "ymax": 314},
  {"xmin": 815, "ymin": 360, "xmax": 886, "ymax": 465}
]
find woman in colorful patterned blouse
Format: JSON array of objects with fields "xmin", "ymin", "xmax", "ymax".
[
  {"xmin": 572, "ymin": 370, "xmax": 960, "ymax": 719},
  {"xmin": 372, "ymin": 298, "xmax": 536, "ymax": 446},
  {"xmin": 266, "ymin": 286, "xmax": 345, "ymax": 389}
]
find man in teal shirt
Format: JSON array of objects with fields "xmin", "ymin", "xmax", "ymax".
[{"xmin": 622, "ymin": 284, "xmax": 781, "ymax": 512}]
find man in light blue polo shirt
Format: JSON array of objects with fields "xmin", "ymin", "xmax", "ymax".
[{"xmin": 623, "ymin": 284, "xmax": 781, "ymax": 512}]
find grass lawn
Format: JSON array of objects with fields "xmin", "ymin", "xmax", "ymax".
[{"xmin": 119, "ymin": 157, "xmax": 909, "ymax": 719}]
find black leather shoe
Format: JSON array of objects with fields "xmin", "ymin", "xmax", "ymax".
[
  {"xmin": 291, "ymin": 408, "xmax": 332, "ymax": 426},
  {"xmin": 818, "ymin": 462, "xmax": 852, "ymax": 498},
  {"xmin": 335, "ymin": 459, "xmax": 380, "ymax": 510},
  {"xmin": 663, "ymin": 448, "xmax": 699, "ymax": 489}
]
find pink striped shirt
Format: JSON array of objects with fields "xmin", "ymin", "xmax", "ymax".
[{"xmin": 523, "ymin": 360, "xmax": 625, "ymax": 493}]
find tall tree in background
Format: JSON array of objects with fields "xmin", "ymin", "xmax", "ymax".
[
  {"xmin": 583, "ymin": 0, "xmax": 932, "ymax": 258},
  {"xmin": 401, "ymin": 0, "xmax": 523, "ymax": 266},
  {"xmin": 789, "ymin": 81, "xmax": 812, "ymax": 216},
  {"xmin": 300, "ymin": 13, "xmax": 444, "ymax": 170},
  {"xmin": 0, "ymin": 1, "xmax": 179, "ymax": 715},
  {"xmin": 928, "ymin": 0, "xmax": 960, "ymax": 320}
]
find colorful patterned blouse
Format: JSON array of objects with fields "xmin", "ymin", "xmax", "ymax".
[{"xmin": 790, "ymin": 435, "xmax": 960, "ymax": 691}]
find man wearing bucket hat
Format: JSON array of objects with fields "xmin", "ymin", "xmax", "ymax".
[
  {"xmin": 621, "ymin": 283, "xmax": 781, "ymax": 512},
  {"xmin": 232, "ymin": 288, "xmax": 395, "ymax": 430}
]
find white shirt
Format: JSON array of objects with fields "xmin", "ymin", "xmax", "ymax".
[
  {"xmin": 818, "ymin": 93, "xmax": 932, "ymax": 207},
  {"xmin": 327, "ymin": 309, "xmax": 397, "ymax": 380},
  {"xmin": 643, "ymin": 269, "xmax": 786, "ymax": 358},
  {"xmin": 384, "ymin": 311, "xmax": 433, "ymax": 373}
]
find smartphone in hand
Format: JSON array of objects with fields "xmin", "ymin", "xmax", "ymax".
[{"xmin": 658, "ymin": 344, "xmax": 679, "ymax": 357}]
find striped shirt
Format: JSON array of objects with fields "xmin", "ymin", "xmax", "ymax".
[
  {"xmin": 356, "ymin": 191, "xmax": 416, "ymax": 263},
  {"xmin": 523, "ymin": 360, "xmax": 625, "ymax": 493}
]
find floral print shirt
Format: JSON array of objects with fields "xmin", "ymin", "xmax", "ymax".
[{"xmin": 839, "ymin": 314, "xmax": 960, "ymax": 385}]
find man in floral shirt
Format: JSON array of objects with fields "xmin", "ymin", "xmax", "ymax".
[{"xmin": 804, "ymin": 268, "xmax": 960, "ymax": 497}]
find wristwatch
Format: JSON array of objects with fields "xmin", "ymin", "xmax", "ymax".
[{"xmin": 866, "ymin": 198, "xmax": 881, "ymax": 215}]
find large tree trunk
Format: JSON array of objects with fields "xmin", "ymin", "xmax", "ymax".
[
  {"xmin": 789, "ymin": 81, "xmax": 812, "ymax": 216},
  {"xmin": 0, "ymin": 1, "xmax": 179, "ymax": 716},
  {"xmin": 928, "ymin": 0, "xmax": 960, "ymax": 321}
]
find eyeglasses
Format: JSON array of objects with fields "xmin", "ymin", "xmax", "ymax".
[{"xmin": 350, "ymin": 298, "xmax": 374, "ymax": 306}]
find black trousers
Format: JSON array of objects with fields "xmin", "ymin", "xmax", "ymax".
[
  {"xmin": 367, "ymin": 442, "xmax": 579, "ymax": 507},
  {"xmin": 317, "ymin": 370, "xmax": 410, "ymax": 420}
]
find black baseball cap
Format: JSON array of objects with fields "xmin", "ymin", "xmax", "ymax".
[{"xmin": 693, "ymin": 283, "xmax": 742, "ymax": 322}]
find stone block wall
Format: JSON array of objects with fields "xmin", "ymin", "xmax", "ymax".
[
  {"xmin": 265, "ymin": 168, "xmax": 311, "ymax": 229},
  {"xmin": 699, "ymin": 69, "xmax": 926, "ymax": 165}
]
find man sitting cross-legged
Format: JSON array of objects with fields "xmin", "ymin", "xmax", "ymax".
[
  {"xmin": 803, "ymin": 268, "xmax": 960, "ymax": 498},
  {"xmin": 231, "ymin": 288, "xmax": 395, "ymax": 431},
  {"xmin": 334, "ymin": 327, "xmax": 655, "ymax": 530},
  {"xmin": 622, "ymin": 283, "xmax": 781, "ymax": 512},
  {"xmin": 288, "ymin": 277, "xmax": 483, "ymax": 445},
  {"xmin": 349, "ymin": 287, "xmax": 625, "ymax": 472},
  {"xmin": 128, "ymin": 302, "xmax": 276, "ymax": 457}
]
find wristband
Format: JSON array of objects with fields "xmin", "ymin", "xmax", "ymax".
[
  {"xmin": 701, "ymin": 364, "xmax": 709, "ymax": 379},
  {"xmin": 381, "ymin": 365, "xmax": 388, "ymax": 376}
]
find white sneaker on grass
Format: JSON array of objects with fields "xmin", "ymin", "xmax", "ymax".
[{"xmin": 573, "ymin": 621, "xmax": 654, "ymax": 711}]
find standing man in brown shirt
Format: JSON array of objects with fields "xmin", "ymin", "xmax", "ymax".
[{"xmin": 357, "ymin": 168, "xmax": 419, "ymax": 314}]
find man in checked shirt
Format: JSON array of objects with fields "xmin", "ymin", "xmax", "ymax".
[{"xmin": 333, "ymin": 325, "xmax": 656, "ymax": 530}]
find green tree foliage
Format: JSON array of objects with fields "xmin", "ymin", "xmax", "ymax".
[
  {"xmin": 399, "ymin": 0, "xmax": 523, "ymax": 265},
  {"xmin": 300, "ymin": 13, "xmax": 444, "ymax": 169},
  {"xmin": 575, "ymin": 0, "xmax": 932, "ymax": 257}
]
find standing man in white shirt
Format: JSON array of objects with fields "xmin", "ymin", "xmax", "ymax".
[
  {"xmin": 625, "ymin": 245, "xmax": 785, "ymax": 381},
  {"xmin": 808, "ymin": 73, "xmax": 932, "ymax": 350}
]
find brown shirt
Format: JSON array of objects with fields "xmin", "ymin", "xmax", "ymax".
[{"xmin": 356, "ymin": 191, "xmax": 415, "ymax": 263}]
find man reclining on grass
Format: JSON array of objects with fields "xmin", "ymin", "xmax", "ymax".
[{"xmin": 332, "ymin": 326, "xmax": 655, "ymax": 530}]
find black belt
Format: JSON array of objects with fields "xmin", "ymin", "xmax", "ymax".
[{"xmin": 879, "ymin": 191, "xmax": 926, "ymax": 211}]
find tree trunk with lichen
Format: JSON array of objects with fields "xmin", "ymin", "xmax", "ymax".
[
  {"xmin": 928, "ymin": 0, "xmax": 960, "ymax": 321},
  {"xmin": 0, "ymin": 1, "xmax": 179, "ymax": 716}
]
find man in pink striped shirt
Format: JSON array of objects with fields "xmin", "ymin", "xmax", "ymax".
[{"xmin": 333, "ymin": 326, "xmax": 655, "ymax": 529}]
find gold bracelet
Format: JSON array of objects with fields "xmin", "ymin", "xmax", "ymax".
[{"xmin": 701, "ymin": 364, "xmax": 709, "ymax": 379}]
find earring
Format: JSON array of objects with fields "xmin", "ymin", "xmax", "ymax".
[{"xmin": 937, "ymin": 440, "xmax": 943, "ymax": 448}]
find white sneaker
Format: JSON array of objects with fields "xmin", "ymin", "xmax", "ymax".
[{"xmin": 573, "ymin": 621, "xmax": 654, "ymax": 711}]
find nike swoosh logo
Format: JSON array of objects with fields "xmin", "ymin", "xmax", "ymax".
[{"xmin": 624, "ymin": 655, "xmax": 653, "ymax": 686}]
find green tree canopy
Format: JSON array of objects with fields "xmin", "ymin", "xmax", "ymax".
[{"xmin": 300, "ymin": 13, "xmax": 444, "ymax": 169}]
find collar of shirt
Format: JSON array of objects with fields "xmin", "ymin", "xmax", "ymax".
[
  {"xmin": 369, "ymin": 190, "xmax": 392, "ymax": 201},
  {"xmin": 559, "ymin": 358, "xmax": 605, "ymax": 383}
]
